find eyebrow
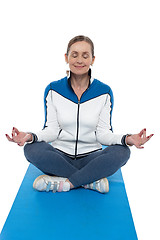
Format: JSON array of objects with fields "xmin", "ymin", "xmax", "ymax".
[{"xmin": 71, "ymin": 51, "xmax": 90, "ymax": 54}]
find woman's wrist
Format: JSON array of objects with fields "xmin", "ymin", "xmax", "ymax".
[
  {"xmin": 26, "ymin": 133, "xmax": 34, "ymax": 143},
  {"xmin": 26, "ymin": 133, "xmax": 38, "ymax": 143},
  {"xmin": 125, "ymin": 134, "xmax": 133, "ymax": 146}
]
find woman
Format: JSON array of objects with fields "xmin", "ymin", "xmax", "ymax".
[{"xmin": 6, "ymin": 35, "xmax": 153, "ymax": 194}]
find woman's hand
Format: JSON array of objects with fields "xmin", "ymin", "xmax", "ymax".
[
  {"xmin": 5, "ymin": 127, "xmax": 33, "ymax": 146},
  {"xmin": 125, "ymin": 128, "xmax": 154, "ymax": 149}
]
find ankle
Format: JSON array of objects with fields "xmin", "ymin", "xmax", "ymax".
[{"xmin": 65, "ymin": 179, "xmax": 74, "ymax": 189}]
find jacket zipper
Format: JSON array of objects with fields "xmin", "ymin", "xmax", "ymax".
[
  {"xmin": 75, "ymin": 100, "xmax": 80, "ymax": 159},
  {"xmin": 68, "ymin": 77, "xmax": 90, "ymax": 159}
]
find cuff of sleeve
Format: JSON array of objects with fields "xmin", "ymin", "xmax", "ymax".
[{"xmin": 121, "ymin": 134, "xmax": 132, "ymax": 146}]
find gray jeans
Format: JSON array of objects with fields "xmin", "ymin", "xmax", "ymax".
[{"xmin": 24, "ymin": 142, "xmax": 130, "ymax": 188}]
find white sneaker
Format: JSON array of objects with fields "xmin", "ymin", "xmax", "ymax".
[
  {"xmin": 33, "ymin": 175, "xmax": 70, "ymax": 193},
  {"xmin": 83, "ymin": 178, "xmax": 109, "ymax": 194}
]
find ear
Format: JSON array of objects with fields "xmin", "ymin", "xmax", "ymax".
[
  {"xmin": 65, "ymin": 53, "xmax": 69, "ymax": 64},
  {"xmin": 91, "ymin": 56, "xmax": 95, "ymax": 66}
]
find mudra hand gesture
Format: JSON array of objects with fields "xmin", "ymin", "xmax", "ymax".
[
  {"xmin": 125, "ymin": 128, "xmax": 154, "ymax": 149},
  {"xmin": 5, "ymin": 127, "xmax": 33, "ymax": 146},
  {"xmin": 6, "ymin": 127, "xmax": 153, "ymax": 148}
]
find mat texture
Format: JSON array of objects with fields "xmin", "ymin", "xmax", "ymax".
[{"xmin": 0, "ymin": 164, "xmax": 138, "ymax": 240}]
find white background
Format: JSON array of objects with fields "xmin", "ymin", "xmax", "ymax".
[{"xmin": 0, "ymin": 0, "xmax": 160, "ymax": 239}]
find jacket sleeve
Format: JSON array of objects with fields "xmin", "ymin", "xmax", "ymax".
[
  {"xmin": 96, "ymin": 88, "xmax": 124, "ymax": 146},
  {"xmin": 35, "ymin": 85, "xmax": 61, "ymax": 143}
]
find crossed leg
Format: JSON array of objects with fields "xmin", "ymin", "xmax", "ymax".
[{"xmin": 24, "ymin": 141, "xmax": 130, "ymax": 189}]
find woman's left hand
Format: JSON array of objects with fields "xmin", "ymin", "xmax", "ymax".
[{"xmin": 125, "ymin": 129, "xmax": 154, "ymax": 149}]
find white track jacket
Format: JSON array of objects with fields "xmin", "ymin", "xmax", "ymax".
[{"xmin": 35, "ymin": 74, "xmax": 125, "ymax": 158}]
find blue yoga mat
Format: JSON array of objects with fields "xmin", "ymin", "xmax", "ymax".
[{"xmin": 0, "ymin": 164, "xmax": 137, "ymax": 240}]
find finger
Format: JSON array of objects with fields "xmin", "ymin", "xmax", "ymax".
[
  {"xmin": 138, "ymin": 129, "xmax": 145, "ymax": 137},
  {"xmin": 143, "ymin": 128, "xmax": 146, "ymax": 138},
  {"xmin": 12, "ymin": 128, "xmax": 21, "ymax": 142},
  {"xmin": 12, "ymin": 128, "xmax": 16, "ymax": 137},
  {"xmin": 138, "ymin": 146, "xmax": 144, "ymax": 149},
  {"xmin": 18, "ymin": 142, "xmax": 25, "ymax": 147},
  {"xmin": 139, "ymin": 133, "xmax": 154, "ymax": 146},
  {"xmin": 5, "ymin": 134, "xmax": 14, "ymax": 142},
  {"xmin": 11, "ymin": 130, "xmax": 18, "ymax": 142},
  {"xmin": 146, "ymin": 134, "xmax": 154, "ymax": 141},
  {"xmin": 13, "ymin": 127, "xmax": 20, "ymax": 135},
  {"xmin": 135, "ymin": 143, "xmax": 144, "ymax": 149}
]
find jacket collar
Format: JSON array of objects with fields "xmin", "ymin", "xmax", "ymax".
[{"xmin": 67, "ymin": 68, "xmax": 94, "ymax": 86}]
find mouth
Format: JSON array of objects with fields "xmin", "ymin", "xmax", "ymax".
[{"xmin": 74, "ymin": 65, "xmax": 85, "ymax": 69}]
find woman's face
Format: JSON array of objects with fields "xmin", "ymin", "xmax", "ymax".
[{"xmin": 65, "ymin": 41, "xmax": 95, "ymax": 75}]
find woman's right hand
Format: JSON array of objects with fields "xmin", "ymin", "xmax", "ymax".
[{"xmin": 5, "ymin": 127, "xmax": 33, "ymax": 146}]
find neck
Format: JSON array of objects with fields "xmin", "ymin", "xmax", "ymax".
[{"xmin": 70, "ymin": 72, "xmax": 90, "ymax": 89}]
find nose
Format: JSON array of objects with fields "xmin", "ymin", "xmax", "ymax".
[{"xmin": 76, "ymin": 56, "xmax": 83, "ymax": 64}]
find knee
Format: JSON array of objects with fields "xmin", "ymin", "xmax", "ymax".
[
  {"xmin": 24, "ymin": 141, "xmax": 52, "ymax": 163},
  {"xmin": 123, "ymin": 145, "xmax": 131, "ymax": 159},
  {"xmin": 24, "ymin": 143, "xmax": 35, "ymax": 161},
  {"xmin": 24, "ymin": 143, "xmax": 31, "ymax": 154},
  {"xmin": 117, "ymin": 145, "xmax": 131, "ymax": 165},
  {"xmin": 109, "ymin": 145, "xmax": 130, "ymax": 166},
  {"xmin": 24, "ymin": 142, "xmax": 40, "ymax": 162}
]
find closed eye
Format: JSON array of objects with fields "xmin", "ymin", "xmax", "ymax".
[
  {"xmin": 71, "ymin": 51, "xmax": 90, "ymax": 59},
  {"xmin": 72, "ymin": 53, "xmax": 78, "ymax": 58},
  {"xmin": 83, "ymin": 54, "xmax": 89, "ymax": 59}
]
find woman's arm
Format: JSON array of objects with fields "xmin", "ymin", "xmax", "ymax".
[
  {"xmin": 6, "ymin": 84, "xmax": 61, "ymax": 146},
  {"xmin": 96, "ymin": 91, "xmax": 154, "ymax": 147},
  {"xmin": 96, "ymin": 91, "xmax": 124, "ymax": 146},
  {"xmin": 35, "ymin": 85, "xmax": 60, "ymax": 143}
]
